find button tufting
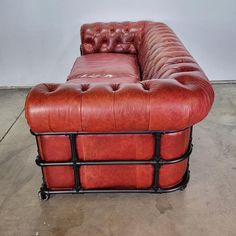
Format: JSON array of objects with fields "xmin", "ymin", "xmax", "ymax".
[
  {"xmin": 81, "ymin": 22, "xmax": 144, "ymax": 54},
  {"xmin": 102, "ymin": 38, "xmax": 108, "ymax": 44},
  {"xmin": 110, "ymin": 27, "xmax": 115, "ymax": 33},
  {"xmin": 81, "ymin": 84, "xmax": 89, "ymax": 92},
  {"xmin": 111, "ymin": 84, "xmax": 120, "ymax": 91},
  {"xmin": 141, "ymin": 83, "xmax": 150, "ymax": 91}
]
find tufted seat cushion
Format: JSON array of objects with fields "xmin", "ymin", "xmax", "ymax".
[{"xmin": 67, "ymin": 53, "xmax": 140, "ymax": 84}]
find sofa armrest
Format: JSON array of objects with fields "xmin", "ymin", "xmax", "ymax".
[
  {"xmin": 25, "ymin": 76, "xmax": 214, "ymax": 133},
  {"xmin": 80, "ymin": 21, "xmax": 145, "ymax": 55}
]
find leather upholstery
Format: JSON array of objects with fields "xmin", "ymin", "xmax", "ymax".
[
  {"xmin": 81, "ymin": 21, "xmax": 145, "ymax": 55},
  {"xmin": 37, "ymin": 128, "xmax": 190, "ymax": 189},
  {"xmin": 67, "ymin": 53, "xmax": 140, "ymax": 83},
  {"xmin": 25, "ymin": 21, "xmax": 215, "ymax": 190},
  {"xmin": 25, "ymin": 78, "xmax": 213, "ymax": 132},
  {"xmin": 26, "ymin": 22, "xmax": 214, "ymax": 133},
  {"xmin": 38, "ymin": 129, "xmax": 190, "ymax": 162},
  {"xmin": 138, "ymin": 22, "xmax": 195, "ymax": 81}
]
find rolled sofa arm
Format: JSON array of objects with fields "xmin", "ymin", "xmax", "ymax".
[{"xmin": 25, "ymin": 76, "xmax": 214, "ymax": 133}]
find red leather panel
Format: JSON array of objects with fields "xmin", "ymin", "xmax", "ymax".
[
  {"xmin": 67, "ymin": 53, "xmax": 140, "ymax": 83},
  {"xmin": 161, "ymin": 128, "xmax": 190, "ymax": 159},
  {"xmin": 76, "ymin": 128, "xmax": 190, "ymax": 161},
  {"xmin": 80, "ymin": 165, "xmax": 154, "ymax": 189},
  {"xmin": 37, "ymin": 135, "xmax": 71, "ymax": 162},
  {"xmin": 81, "ymin": 22, "xmax": 145, "ymax": 54},
  {"xmin": 159, "ymin": 159, "xmax": 188, "ymax": 188},
  {"xmin": 43, "ymin": 167, "xmax": 74, "ymax": 189},
  {"xmin": 79, "ymin": 161, "xmax": 187, "ymax": 189},
  {"xmin": 76, "ymin": 134, "xmax": 154, "ymax": 161}
]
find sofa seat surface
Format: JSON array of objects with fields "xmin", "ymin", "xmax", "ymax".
[{"xmin": 67, "ymin": 53, "xmax": 140, "ymax": 84}]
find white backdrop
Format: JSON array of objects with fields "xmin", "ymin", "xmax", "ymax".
[{"xmin": 0, "ymin": 0, "xmax": 235, "ymax": 86}]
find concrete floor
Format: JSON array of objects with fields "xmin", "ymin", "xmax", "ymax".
[{"xmin": 0, "ymin": 84, "xmax": 235, "ymax": 236}]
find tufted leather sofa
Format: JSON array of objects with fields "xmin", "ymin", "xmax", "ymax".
[{"xmin": 25, "ymin": 21, "xmax": 214, "ymax": 199}]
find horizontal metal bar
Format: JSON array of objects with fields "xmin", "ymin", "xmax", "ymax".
[
  {"xmin": 42, "ymin": 170, "xmax": 190, "ymax": 195},
  {"xmin": 36, "ymin": 159, "xmax": 74, "ymax": 166},
  {"xmin": 35, "ymin": 157, "xmax": 156, "ymax": 167},
  {"xmin": 31, "ymin": 127, "xmax": 190, "ymax": 136},
  {"xmin": 74, "ymin": 160, "xmax": 156, "ymax": 165},
  {"xmin": 35, "ymin": 155, "xmax": 190, "ymax": 167},
  {"xmin": 45, "ymin": 189, "xmax": 154, "ymax": 194},
  {"xmin": 35, "ymin": 144, "xmax": 192, "ymax": 167}
]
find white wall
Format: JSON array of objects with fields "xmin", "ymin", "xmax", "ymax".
[{"xmin": 0, "ymin": 0, "xmax": 235, "ymax": 86}]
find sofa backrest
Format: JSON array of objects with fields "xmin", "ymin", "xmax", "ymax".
[
  {"xmin": 138, "ymin": 22, "xmax": 197, "ymax": 81},
  {"xmin": 81, "ymin": 21, "xmax": 202, "ymax": 81},
  {"xmin": 80, "ymin": 21, "xmax": 145, "ymax": 55}
]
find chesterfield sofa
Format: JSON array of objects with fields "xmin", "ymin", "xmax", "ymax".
[{"xmin": 25, "ymin": 21, "xmax": 214, "ymax": 200}]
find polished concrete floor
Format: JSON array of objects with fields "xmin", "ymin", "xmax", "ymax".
[{"xmin": 0, "ymin": 84, "xmax": 235, "ymax": 236}]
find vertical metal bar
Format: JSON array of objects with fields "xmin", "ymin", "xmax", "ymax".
[
  {"xmin": 153, "ymin": 132, "xmax": 161, "ymax": 191},
  {"xmin": 187, "ymin": 126, "xmax": 193, "ymax": 169},
  {"xmin": 80, "ymin": 45, "xmax": 83, "ymax": 55},
  {"xmin": 189, "ymin": 126, "xmax": 193, "ymax": 143},
  {"xmin": 69, "ymin": 134, "xmax": 80, "ymax": 191}
]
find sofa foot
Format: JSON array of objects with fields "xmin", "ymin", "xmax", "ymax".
[
  {"xmin": 179, "ymin": 170, "xmax": 190, "ymax": 191},
  {"xmin": 180, "ymin": 185, "xmax": 187, "ymax": 191},
  {"xmin": 179, "ymin": 182, "xmax": 188, "ymax": 191},
  {"xmin": 38, "ymin": 185, "xmax": 50, "ymax": 201}
]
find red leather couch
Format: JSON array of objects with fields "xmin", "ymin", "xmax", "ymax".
[{"xmin": 25, "ymin": 21, "xmax": 214, "ymax": 200}]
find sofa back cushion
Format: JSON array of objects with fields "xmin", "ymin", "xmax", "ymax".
[
  {"xmin": 81, "ymin": 22, "xmax": 145, "ymax": 55},
  {"xmin": 80, "ymin": 21, "xmax": 204, "ymax": 82},
  {"xmin": 138, "ymin": 22, "xmax": 195, "ymax": 81}
]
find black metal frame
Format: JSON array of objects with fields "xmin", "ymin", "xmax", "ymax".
[{"xmin": 31, "ymin": 127, "xmax": 193, "ymax": 200}]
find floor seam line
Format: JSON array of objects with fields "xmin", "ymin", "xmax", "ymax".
[{"xmin": 0, "ymin": 108, "xmax": 24, "ymax": 143}]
